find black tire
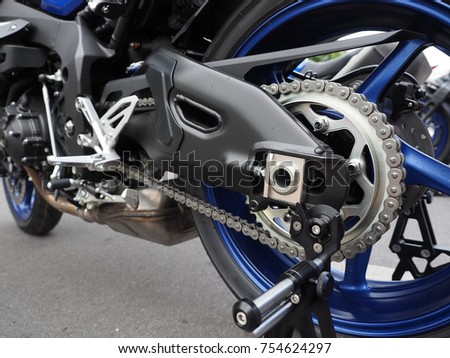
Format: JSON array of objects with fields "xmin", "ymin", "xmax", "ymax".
[
  {"xmin": 3, "ymin": 178, "xmax": 62, "ymax": 236},
  {"xmin": 195, "ymin": 0, "xmax": 450, "ymax": 337}
]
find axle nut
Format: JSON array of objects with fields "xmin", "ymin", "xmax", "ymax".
[{"xmin": 270, "ymin": 165, "xmax": 298, "ymax": 195}]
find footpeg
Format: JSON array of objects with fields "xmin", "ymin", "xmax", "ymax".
[{"xmin": 47, "ymin": 178, "xmax": 81, "ymax": 191}]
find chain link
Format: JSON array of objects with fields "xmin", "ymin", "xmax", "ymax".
[{"xmin": 120, "ymin": 79, "xmax": 404, "ymax": 261}]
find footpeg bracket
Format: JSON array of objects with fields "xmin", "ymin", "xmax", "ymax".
[{"xmin": 48, "ymin": 95, "xmax": 138, "ymax": 171}]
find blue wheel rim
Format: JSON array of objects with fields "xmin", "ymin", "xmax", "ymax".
[
  {"xmin": 428, "ymin": 110, "xmax": 449, "ymax": 160},
  {"xmin": 3, "ymin": 178, "xmax": 36, "ymax": 221},
  {"xmin": 206, "ymin": 1, "xmax": 450, "ymax": 336}
]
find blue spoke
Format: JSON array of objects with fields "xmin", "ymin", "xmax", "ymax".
[
  {"xmin": 358, "ymin": 39, "xmax": 429, "ymax": 103},
  {"xmin": 339, "ymin": 248, "xmax": 372, "ymax": 292},
  {"xmin": 402, "ymin": 139, "xmax": 450, "ymax": 195}
]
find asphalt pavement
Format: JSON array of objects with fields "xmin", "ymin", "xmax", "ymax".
[
  {"xmin": 0, "ymin": 186, "xmax": 243, "ymax": 337},
  {"xmin": 0, "ymin": 185, "xmax": 449, "ymax": 337}
]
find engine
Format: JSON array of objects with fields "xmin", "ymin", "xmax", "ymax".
[
  {"xmin": 0, "ymin": 96, "xmax": 197, "ymax": 247},
  {"xmin": 0, "ymin": 101, "xmax": 50, "ymax": 175}
]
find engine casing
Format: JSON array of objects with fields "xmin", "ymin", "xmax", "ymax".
[{"xmin": 0, "ymin": 104, "xmax": 50, "ymax": 171}]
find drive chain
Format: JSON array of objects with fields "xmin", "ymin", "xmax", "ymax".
[{"xmin": 121, "ymin": 79, "xmax": 405, "ymax": 262}]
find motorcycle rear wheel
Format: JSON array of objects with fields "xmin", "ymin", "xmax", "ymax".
[{"xmin": 196, "ymin": 0, "xmax": 450, "ymax": 337}]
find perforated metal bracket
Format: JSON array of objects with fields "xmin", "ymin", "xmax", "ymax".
[
  {"xmin": 48, "ymin": 96, "xmax": 138, "ymax": 171},
  {"xmin": 76, "ymin": 95, "xmax": 138, "ymax": 151}
]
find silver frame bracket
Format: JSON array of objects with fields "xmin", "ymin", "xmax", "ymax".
[{"xmin": 48, "ymin": 95, "xmax": 138, "ymax": 171}]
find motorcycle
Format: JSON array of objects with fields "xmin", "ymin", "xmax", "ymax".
[{"xmin": 1, "ymin": 0, "xmax": 450, "ymax": 337}]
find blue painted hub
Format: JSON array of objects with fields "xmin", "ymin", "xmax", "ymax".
[
  {"xmin": 206, "ymin": 1, "xmax": 450, "ymax": 336},
  {"xmin": 3, "ymin": 178, "xmax": 36, "ymax": 222}
]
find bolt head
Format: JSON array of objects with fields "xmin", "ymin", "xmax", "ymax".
[
  {"xmin": 290, "ymin": 294, "xmax": 301, "ymax": 305},
  {"xmin": 249, "ymin": 200, "xmax": 259, "ymax": 211},
  {"xmin": 313, "ymin": 118, "xmax": 329, "ymax": 132},
  {"xmin": 348, "ymin": 160, "xmax": 363, "ymax": 176},
  {"xmin": 311, "ymin": 224, "xmax": 322, "ymax": 236},
  {"xmin": 421, "ymin": 249, "xmax": 431, "ymax": 259},
  {"xmin": 313, "ymin": 243, "xmax": 323, "ymax": 254},
  {"xmin": 64, "ymin": 120, "xmax": 75, "ymax": 136},
  {"xmin": 235, "ymin": 312, "xmax": 247, "ymax": 327},
  {"xmin": 293, "ymin": 221, "xmax": 302, "ymax": 232},
  {"xmin": 332, "ymin": 251, "xmax": 344, "ymax": 262}
]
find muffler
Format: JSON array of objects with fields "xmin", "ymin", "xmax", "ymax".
[
  {"xmin": 25, "ymin": 167, "xmax": 197, "ymax": 246},
  {"xmin": 86, "ymin": 188, "xmax": 198, "ymax": 245}
]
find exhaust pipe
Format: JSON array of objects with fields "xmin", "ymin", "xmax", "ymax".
[
  {"xmin": 25, "ymin": 167, "xmax": 84, "ymax": 218},
  {"xmin": 25, "ymin": 167, "xmax": 198, "ymax": 245}
]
